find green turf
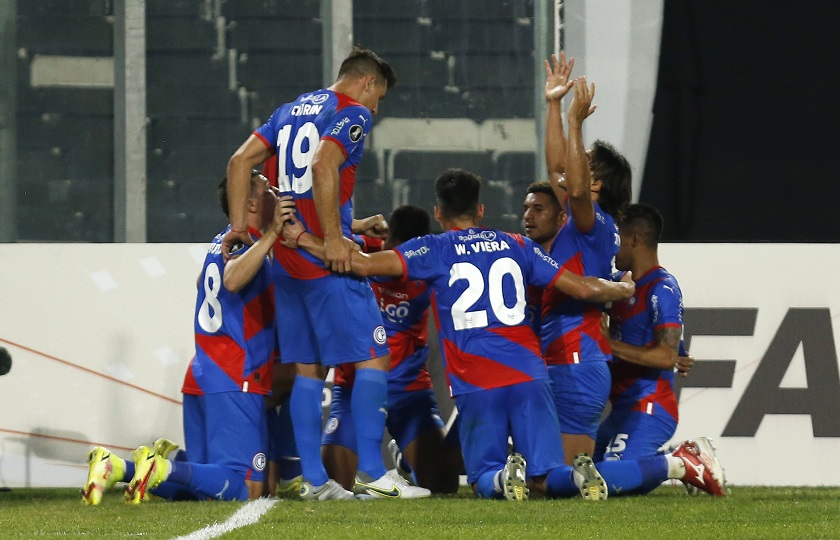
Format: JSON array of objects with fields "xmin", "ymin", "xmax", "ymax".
[{"xmin": 2, "ymin": 486, "xmax": 839, "ymax": 539}]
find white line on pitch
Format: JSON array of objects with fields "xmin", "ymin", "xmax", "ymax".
[{"xmin": 171, "ymin": 498, "xmax": 277, "ymax": 540}]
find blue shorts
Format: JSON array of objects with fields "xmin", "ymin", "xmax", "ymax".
[
  {"xmin": 594, "ymin": 405, "xmax": 677, "ymax": 462},
  {"xmin": 182, "ymin": 392, "xmax": 268, "ymax": 482},
  {"xmin": 322, "ymin": 385, "xmax": 445, "ymax": 451},
  {"xmin": 548, "ymin": 361, "xmax": 610, "ymax": 439},
  {"xmin": 275, "ymin": 273, "xmax": 389, "ymax": 366},
  {"xmin": 454, "ymin": 380, "xmax": 564, "ymax": 484}
]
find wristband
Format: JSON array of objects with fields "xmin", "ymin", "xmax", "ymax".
[
  {"xmin": 230, "ymin": 228, "xmax": 246, "ymax": 233},
  {"xmin": 294, "ymin": 231, "xmax": 306, "ymax": 246}
]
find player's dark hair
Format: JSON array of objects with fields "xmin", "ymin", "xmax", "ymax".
[
  {"xmin": 620, "ymin": 203, "xmax": 663, "ymax": 247},
  {"xmin": 339, "ymin": 47, "xmax": 397, "ymax": 88},
  {"xmin": 435, "ymin": 168, "xmax": 481, "ymax": 220},
  {"xmin": 217, "ymin": 170, "xmax": 263, "ymax": 218},
  {"xmin": 590, "ymin": 140, "xmax": 632, "ymax": 219},
  {"xmin": 389, "ymin": 205, "xmax": 431, "ymax": 243},
  {"xmin": 526, "ymin": 180, "xmax": 562, "ymax": 210}
]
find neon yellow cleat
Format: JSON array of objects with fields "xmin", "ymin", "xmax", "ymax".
[
  {"xmin": 277, "ymin": 475, "xmax": 302, "ymax": 499},
  {"xmin": 81, "ymin": 446, "xmax": 126, "ymax": 506},
  {"xmin": 153, "ymin": 438, "xmax": 180, "ymax": 459},
  {"xmin": 124, "ymin": 446, "xmax": 170, "ymax": 504}
]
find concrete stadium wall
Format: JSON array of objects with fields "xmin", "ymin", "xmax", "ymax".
[{"xmin": 0, "ymin": 242, "xmax": 838, "ymax": 488}]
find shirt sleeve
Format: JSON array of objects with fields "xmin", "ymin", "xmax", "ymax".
[
  {"xmin": 254, "ymin": 106, "xmax": 285, "ymax": 152},
  {"xmin": 522, "ymin": 236, "xmax": 563, "ymax": 288},
  {"xmin": 650, "ymin": 280, "xmax": 683, "ymax": 329},
  {"xmin": 395, "ymin": 234, "xmax": 439, "ymax": 282}
]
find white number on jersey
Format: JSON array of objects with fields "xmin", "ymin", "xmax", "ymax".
[
  {"xmin": 197, "ymin": 262, "xmax": 223, "ymax": 333},
  {"xmin": 450, "ymin": 257, "xmax": 526, "ymax": 331},
  {"xmin": 276, "ymin": 121, "xmax": 320, "ymax": 194}
]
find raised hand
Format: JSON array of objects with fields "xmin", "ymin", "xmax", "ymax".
[
  {"xmin": 567, "ymin": 76, "xmax": 597, "ymax": 126},
  {"xmin": 544, "ymin": 52, "xmax": 576, "ymax": 102}
]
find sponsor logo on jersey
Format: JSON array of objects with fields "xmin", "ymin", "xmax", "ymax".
[
  {"xmin": 532, "ymin": 246, "xmax": 560, "ymax": 269},
  {"xmin": 456, "ymin": 229, "xmax": 497, "ymax": 242},
  {"xmin": 325, "ymin": 416, "xmax": 339, "ymax": 434},
  {"xmin": 301, "ymin": 93, "xmax": 329, "ymax": 104},
  {"xmin": 373, "ymin": 325, "xmax": 387, "ymax": 345},
  {"xmin": 331, "ymin": 117, "xmax": 351, "ymax": 135},
  {"xmin": 252, "ymin": 452, "xmax": 266, "ymax": 471},
  {"xmin": 403, "ymin": 246, "xmax": 430, "ymax": 259},
  {"xmin": 349, "ymin": 124, "xmax": 363, "ymax": 142}
]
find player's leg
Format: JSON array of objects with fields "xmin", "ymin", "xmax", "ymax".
[
  {"xmin": 387, "ymin": 389, "xmax": 458, "ymax": 493},
  {"xmin": 455, "ymin": 387, "xmax": 517, "ymax": 500},
  {"xmin": 265, "ymin": 361, "xmax": 300, "ymax": 497},
  {"xmin": 321, "ymin": 384, "xmax": 359, "ymax": 491},
  {"xmin": 549, "ymin": 360, "xmax": 611, "ymax": 463},
  {"xmin": 593, "ymin": 408, "xmax": 676, "ymax": 496}
]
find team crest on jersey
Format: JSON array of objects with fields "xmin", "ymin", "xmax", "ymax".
[
  {"xmin": 373, "ymin": 325, "xmax": 387, "ymax": 345},
  {"xmin": 349, "ymin": 124, "xmax": 363, "ymax": 142},
  {"xmin": 325, "ymin": 416, "xmax": 339, "ymax": 434},
  {"xmin": 252, "ymin": 452, "xmax": 266, "ymax": 471}
]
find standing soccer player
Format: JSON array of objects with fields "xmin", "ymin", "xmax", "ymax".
[
  {"xmin": 223, "ymin": 48, "xmax": 428, "ymax": 500},
  {"xmin": 322, "ymin": 205, "xmax": 462, "ymax": 494},
  {"xmin": 543, "ymin": 55, "xmax": 632, "ymax": 463},
  {"xmin": 592, "ymin": 204, "xmax": 726, "ymax": 496},
  {"xmin": 284, "ymin": 168, "xmax": 635, "ymax": 501}
]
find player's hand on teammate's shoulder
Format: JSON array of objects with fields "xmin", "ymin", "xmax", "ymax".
[
  {"xmin": 221, "ymin": 229, "xmax": 254, "ymax": 261},
  {"xmin": 618, "ymin": 270, "xmax": 635, "ymax": 297},
  {"xmin": 675, "ymin": 352, "xmax": 694, "ymax": 377}
]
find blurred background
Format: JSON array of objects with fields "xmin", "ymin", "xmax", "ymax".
[{"xmin": 1, "ymin": 0, "xmax": 837, "ymax": 243}]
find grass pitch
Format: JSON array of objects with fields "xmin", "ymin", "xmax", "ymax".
[{"xmin": 1, "ymin": 485, "xmax": 839, "ymax": 539}]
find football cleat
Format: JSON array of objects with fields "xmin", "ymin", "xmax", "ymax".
[
  {"xmin": 672, "ymin": 437, "xmax": 727, "ymax": 496},
  {"xmin": 299, "ymin": 479, "xmax": 356, "ymax": 501},
  {"xmin": 152, "ymin": 438, "xmax": 180, "ymax": 460},
  {"xmin": 387, "ymin": 439, "xmax": 412, "ymax": 481},
  {"xmin": 572, "ymin": 453, "xmax": 608, "ymax": 501},
  {"xmin": 124, "ymin": 446, "xmax": 170, "ymax": 504},
  {"xmin": 354, "ymin": 469, "xmax": 431, "ymax": 499},
  {"xmin": 277, "ymin": 475, "xmax": 303, "ymax": 499},
  {"xmin": 501, "ymin": 452, "xmax": 529, "ymax": 501},
  {"xmin": 81, "ymin": 446, "xmax": 126, "ymax": 506}
]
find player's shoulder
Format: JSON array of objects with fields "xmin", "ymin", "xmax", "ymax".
[{"xmin": 649, "ymin": 267, "xmax": 682, "ymax": 296}]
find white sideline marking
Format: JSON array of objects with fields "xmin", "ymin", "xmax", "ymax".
[{"xmin": 172, "ymin": 498, "xmax": 277, "ymax": 540}]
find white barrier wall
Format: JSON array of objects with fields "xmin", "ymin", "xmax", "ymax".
[{"xmin": 0, "ymin": 243, "xmax": 838, "ymax": 488}]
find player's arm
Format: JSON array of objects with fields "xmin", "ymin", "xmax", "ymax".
[
  {"xmin": 224, "ymin": 135, "xmax": 272, "ymax": 257},
  {"xmin": 311, "ymin": 138, "xmax": 353, "ymax": 273},
  {"xmin": 552, "ymin": 268, "xmax": 634, "ymax": 303},
  {"xmin": 223, "ymin": 196, "xmax": 295, "ymax": 293},
  {"xmin": 565, "ymin": 76, "xmax": 598, "ymax": 233},
  {"xmin": 609, "ymin": 325, "xmax": 682, "ymax": 370},
  {"xmin": 281, "ymin": 217, "xmax": 402, "ymax": 278},
  {"xmin": 544, "ymin": 52, "xmax": 575, "ymax": 184},
  {"xmin": 352, "ymin": 214, "xmax": 389, "ymax": 239}
]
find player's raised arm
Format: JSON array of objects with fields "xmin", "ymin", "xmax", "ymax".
[
  {"xmin": 311, "ymin": 138, "xmax": 355, "ymax": 274},
  {"xmin": 224, "ymin": 135, "xmax": 272, "ymax": 258},
  {"xmin": 544, "ymin": 52, "xmax": 575, "ymax": 185},
  {"xmin": 553, "ymin": 268, "xmax": 634, "ymax": 303},
  {"xmin": 352, "ymin": 214, "xmax": 389, "ymax": 238},
  {"xmin": 565, "ymin": 76, "xmax": 598, "ymax": 233}
]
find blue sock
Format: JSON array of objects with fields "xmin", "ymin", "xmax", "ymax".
[
  {"xmin": 290, "ymin": 375, "xmax": 329, "ymax": 486},
  {"xmin": 150, "ymin": 480, "xmax": 198, "ymax": 501},
  {"xmin": 172, "ymin": 449, "xmax": 188, "ymax": 462},
  {"xmin": 352, "ymin": 368, "xmax": 388, "ymax": 479},
  {"xmin": 596, "ymin": 456, "xmax": 668, "ymax": 496},
  {"xmin": 277, "ymin": 394, "xmax": 301, "ymax": 479},
  {"xmin": 545, "ymin": 464, "xmax": 578, "ymax": 497},
  {"xmin": 475, "ymin": 470, "xmax": 503, "ymax": 499},
  {"xmin": 123, "ymin": 460, "xmax": 135, "ymax": 482}
]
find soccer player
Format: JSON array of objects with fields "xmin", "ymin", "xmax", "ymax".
[
  {"xmin": 543, "ymin": 55, "xmax": 633, "ymax": 464},
  {"xmin": 284, "ymin": 168, "xmax": 635, "ymax": 501},
  {"xmin": 82, "ymin": 172, "xmax": 294, "ymax": 504},
  {"xmin": 223, "ymin": 48, "xmax": 425, "ymax": 500},
  {"xmin": 322, "ymin": 205, "xmax": 462, "ymax": 494},
  {"xmin": 592, "ymin": 203, "xmax": 726, "ymax": 496}
]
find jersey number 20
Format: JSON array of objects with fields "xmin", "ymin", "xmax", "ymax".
[{"xmin": 450, "ymin": 257, "xmax": 526, "ymax": 331}]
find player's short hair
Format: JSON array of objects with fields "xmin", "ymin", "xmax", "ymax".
[
  {"xmin": 389, "ymin": 205, "xmax": 431, "ymax": 243},
  {"xmin": 619, "ymin": 203, "xmax": 663, "ymax": 247},
  {"xmin": 218, "ymin": 170, "xmax": 264, "ymax": 218},
  {"xmin": 590, "ymin": 140, "xmax": 632, "ymax": 219},
  {"xmin": 435, "ymin": 168, "xmax": 481, "ymax": 220},
  {"xmin": 338, "ymin": 47, "xmax": 397, "ymax": 88},
  {"xmin": 526, "ymin": 180, "xmax": 562, "ymax": 209}
]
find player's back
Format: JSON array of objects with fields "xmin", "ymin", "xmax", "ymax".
[
  {"xmin": 396, "ymin": 228, "xmax": 564, "ymax": 396},
  {"xmin": 184, "ymin": 227, "xmax": 276, "ymax": 396}
]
